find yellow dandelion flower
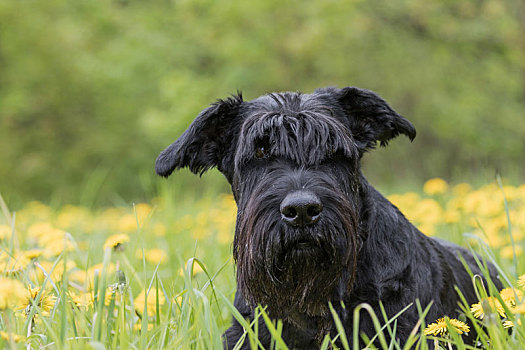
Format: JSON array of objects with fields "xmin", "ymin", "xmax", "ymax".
[
  {"xmin": 512, "ymin": 303, "xmax": 525, "ymax": 314},
  {"xmin": 503, "ymin": 318, "xmax": 522, "ymax": 328},
  {"xmin": 103, "ymin": 233, "xmax": 130, "ymax": 250},
  {"xmin": 135, "ymin": 203, "xmax": 153, "ymax": 225},
  {"xmin": 69, "ymin": 292, "xmax": 94, "ymax": 309},
  {"xmin": 412, "ymin": 199, "xmax": 443, "ymax": 226},
  {"xmin": 35, "ymin": 227, "xmax": 68, "ymax": 246},
  {"xmin": 68, "ymin": 263, "xmax": 117, "ymax": 289},
  {"xmin": 500, "ymin": 288, "xmax": 523, "ymax": 307},
  {"xmin": 56, "ymin": 205, "xmax": 93, "ymax": 232},
  {"xmin": 34, "ymin": 260, "xmax": 77, "ymax": 283},
  {"xmin": 23, "ymin": 249, "xmax": 44, "ymax": 260},
  {"xmin": 417, "ymin": 222, "xmax": 436, "ymax": 236},
  {"xmin": 133, "ymin": 322, "xmax": 154, "ymax": 332},
  {"xmin": 40, "ymin": 232, "xmax": 75, "ymax": 258},
  {"xmin": 69, "ymin": 270, "xmax": 88, "ymax": 287},
  {"xmin": 0, "ymin": 330, "xmax": 25, "ymax": 343},
  {"xmin": 21, "ymin": 285, "xmax": 56, "ymax": 317},
  {"xmin": 0, "ymin": 252, "xmax": 30, "ymax": 274},
  {"xmin": 424, "ymin": 317, "xmax": 470, "ymax": 336},
  {"xmin": 0, "ymin": 278, "xmax": 26, "ymax": 310},
  {"xmin": 452, "ymin": 183, "xmax": 472, "ymax": 196},
  {"xmin": 423, "ymin": 178, "xmax": 449, "ymax": 196},
  {"xmin": 500, "ymin": 246, "xmax": 523, "ymax": 260},
  {"xmin": 134, "ymin": 288, "xmax": 165, "ymax": 315},
  {"xmin": 96, "ymin": 208, "xmax": 124, "ymax": 232},
  {"xmin": 471, "ymin": 297, "xmax": 506, "ymax": 319},
  {"xmin": 178, "ymin": 261, "xmax": 204, "ymax": 276},
  {"xmin": 96, "ymin": 287, "xmax": 121, "ymax": 306},
  {"xmin": 518, "ymin": 274, "xmax": 525, "ymax": 289},
  {"xmin": 19, "ymin": 201, "xmax": 52, "ymax": 222},
  {"xmin": 27, "ymin": 222, "xmax": 55, "ymax": 240},
  {"xmin": 444, "ymin": 210, "xmax": 461, "ymax": 224},
  {"xmin": 173, "ymin": 295, "xmax": 183, "ymax": 307},
  {"xmin": 88, "ymin": 263, "xmax": 117, "ymax": 283},
  {"xmin": 145, "ymin": 249, "xmax": 168, "ymax": 265},
  {"xmin": 118, "ymin": 214, "xmax": 138, "ymax": 232}
]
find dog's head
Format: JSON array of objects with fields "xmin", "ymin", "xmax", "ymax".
[{"xmin": 156, "ymin": 87, "xmax": 415, "ymax": 317}]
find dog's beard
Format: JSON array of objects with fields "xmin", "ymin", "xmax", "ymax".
[{"xmin": 233, "ymin": 195, "xmax": 358, "ymax": 319}]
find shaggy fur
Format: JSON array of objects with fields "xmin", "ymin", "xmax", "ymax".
[{"xmin": 155, "ymin": 86, "xmax": 501, "ymax": 349}]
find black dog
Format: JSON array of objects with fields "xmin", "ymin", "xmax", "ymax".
[{"xmin": 155, "ymin": 86, "xmax": 501, "ymax": 348}]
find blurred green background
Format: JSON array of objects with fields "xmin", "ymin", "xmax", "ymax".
[{"xmin": 1, "ymin": 0, "xmax": 524, "ymax": 207}]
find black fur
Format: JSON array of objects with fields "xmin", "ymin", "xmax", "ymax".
[{"xmin": 155, "ymin": 86, "xmax": 501, "ymax": 349}]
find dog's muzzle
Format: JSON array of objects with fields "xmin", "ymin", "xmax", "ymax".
[{"xmin": 280, "ymin": 190, "xmax": 323, "ymax": 227}]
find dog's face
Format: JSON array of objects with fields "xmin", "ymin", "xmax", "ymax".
[{"xmin": 156, "ymin": 87, "xmax": 415, "ymax": 318}]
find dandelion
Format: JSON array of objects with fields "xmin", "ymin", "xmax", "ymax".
[
  {"xmin": 512, "ymin": 303, "xmax": 525, "ymax": 315},
  {"xmin": 503, "ymin": 314, "xmax": 524, "ymax": 328},
  {"xmin": 69, "ymin": 269, "xmax": 89, "ymax": 287},
  {"xmin": 23, "ymin": 249, "xmax": 44, "ymax": 260},
  {"xmin": 0, "ymin": 252, "xmax": 30, "ymax": 274},
  {"xmin": 179, "ymin": 261, "xmax": 204, "ymax": 276},
  {"xmin": 21, "ymin": 285, "xmax": 57, "ymax": 318},
  {"xmin": 424, "ymin": 317, "xmax": 470, "ymax": 336},
  {"xmin": 104, "ymin": 233, "xmax": 130, "ymax": 251},
  {"xmin": 118, "ymin": 214, "xmax": 138, "ymax": 232},
  {"xmin": 443, "ymin": 209, "xmax": 461, "ymax": 224},
  {"xmin": 42, "ymin": 236, "xmax": 75, "ymax": 258},
  {"xmin": 26, "ymin": 222, "xmax": 55, "ymax": 240},
  {"xmin": 88, "ymin": 263, "xmax": 117, "ymax": 285},
  {"xmin": 0, "ymin": 331, "xmax": 25, "ymax": 343},
  {"xmin": 0, "ymin": 278, "xmax": 26, "ymax": 310},
  {"xmin": 97, "ymin": 286, "xmax": 120, "ymax": 306},
  {"xmin": 34, "ymin": 260, "xmax": 77, "ymax": 283},
  {"xmin": 500, "ymin": 288, "xmax": 523, "ymax": 307},
  {"xmin": 173, "ymin": 295, "xmax": 183, "ymax": 307},
  {"xmin": 471, "ymin": 297, "xmax": 506, "ymax": 319},
  {"xmin": 69, "ymin": 292, "xmax": 93, "ymax": 309},
  {"xmin": 500, "ymin": 246, "xmax": 523, "ymax": 260},
  {"xmin": 518, "ymin": 274, "xmax": 525, "ymax": 289},
  {"xmin": 134, "ymin": 288, "xmax": 165, "ymax": 316},
  {"xmin": 135, "ymin": 203, "xmax": 153, "ymax": 224},
  {"xmin": 56, "ymin": 205, "xmax": 93, "ymax": 232},
  {"xmin": 452, "ymin": 183, "xmax": 472, "ymax": 196},
  {"xmin": 144, "ymin": 248, "xmax": 168, "ymax": 265},
  {"xmin": 423, "ymin": 178, "xmax": 449, "ymax": 195},
  {"xmin": 133, "ymin": 322, "xmax": 154, "ymax": 332}
]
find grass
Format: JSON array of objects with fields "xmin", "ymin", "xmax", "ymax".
[{"xmin": 0, "ymin": 178, "xmax": 524, "ymax": 349}]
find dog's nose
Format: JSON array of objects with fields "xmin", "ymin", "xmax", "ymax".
[{"xmin": 280, "ymin": 191, "xmax": 323, "ymax": 227}]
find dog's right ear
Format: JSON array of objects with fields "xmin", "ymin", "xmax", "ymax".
[{"xmin": 155, "ymin": 94, "xmax": 243, "ymax": 178}]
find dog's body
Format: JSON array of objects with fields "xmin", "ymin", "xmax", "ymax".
[{"xmin": 155, "ymin": 87, "xmax": 501, "ymax": 348}]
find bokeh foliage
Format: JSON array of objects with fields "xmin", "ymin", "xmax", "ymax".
[{"xmin": 1, "ymin": 0, "xmax": 524, "ymax": 205}]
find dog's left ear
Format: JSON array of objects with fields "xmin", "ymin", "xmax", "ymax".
[
  {"xmin": 155, "ymin": 94, "xmax": 242, "ymax": 178},
  {"xmin": 335, "ymin": 87, "xmax": 416, "ymax": 152}
]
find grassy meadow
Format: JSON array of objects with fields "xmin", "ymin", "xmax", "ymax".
[{"xmin": 1, "ymin": 178, "xmax": 525, "ymax": 349}]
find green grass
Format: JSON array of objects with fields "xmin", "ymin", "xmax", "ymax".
[{"xmin": 0, "ymin": 180, "xmax": 525, "ymax": 349}]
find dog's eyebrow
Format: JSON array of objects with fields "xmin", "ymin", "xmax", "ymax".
[{"xmin": 235, "ymin": 106, "xmax": 358, "ymax": 167}]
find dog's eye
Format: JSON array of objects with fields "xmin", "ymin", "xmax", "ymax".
[{"xmin": 255, "ymin": 147, "xmax": 267, "ymax": 159}]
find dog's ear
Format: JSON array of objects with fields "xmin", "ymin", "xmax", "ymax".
[
  {"xmin": 335, "ymin": 87, "xmax": 416, "ymax": 152},
  {"xmin": 155, "ymin": 94, "xmax": 243, "ymax": 177}
]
